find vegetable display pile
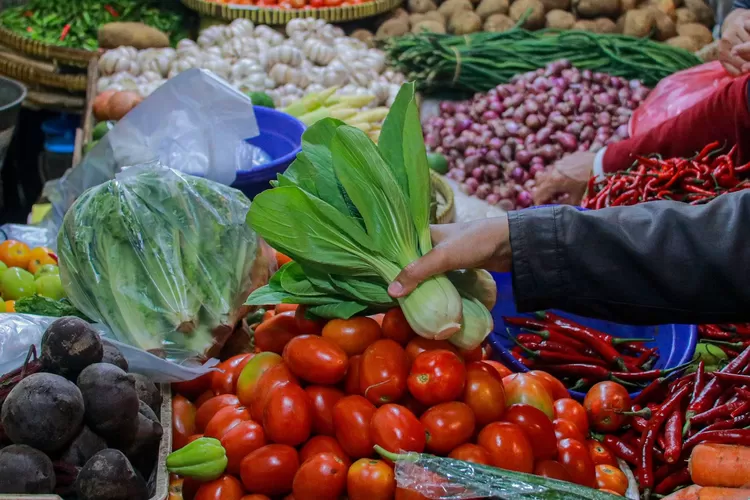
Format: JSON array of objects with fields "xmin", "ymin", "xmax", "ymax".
[
  {"xmin": 423, "ymin": 59, "xmax": 649, "ymax": 208},
  {"xmin": 0, "ymin": 0, "xmax": 183, "ymax": 50},
  {"xmin": 168, "ymin": 304, "xmax": 626, "ymax": 498},
  {"xmin": 96, "ymin": 18, "xmax": 402, "ymax": 108},
  {"xmin": 202, "ymin": 0, "xmax": 373, "ymax": 7},
  {"xmin": 697, "ymin": 324, "xmax": 750, "ymax": 361},
  {"xmin": 0, "ymin": 240, "xmax": 62, "ymax": 312},
  {"xmin": 0, "ymin": 318, "xmax": 161, "ymax": 499},
  {"xmin": 582, "ymin": 142, "xmax": 750, "ymax": 208},
  {"xmin": 504, "ymin": 312, "xmax": 668, "ymax": 392},
  {"xmin": 383, "ymin": 27, "xmax": 702, "ymax": 93}
]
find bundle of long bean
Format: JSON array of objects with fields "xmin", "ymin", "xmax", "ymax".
[{"xmin": 383, "ymin": 28, "xmax": 702, "ymax": 92}]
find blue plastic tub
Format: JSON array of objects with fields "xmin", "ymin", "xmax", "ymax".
[{"xmin": 232, "ymin": 106, "xmax": 305, "ymax": 199}]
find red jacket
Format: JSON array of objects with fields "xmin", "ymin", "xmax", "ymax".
[{"xmin": 601, "ymin": 74, "xmax": 750, "ymax": 173}]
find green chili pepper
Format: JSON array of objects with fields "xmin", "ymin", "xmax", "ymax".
[{"xmin": 166, "ymin": 437, "xmax": 228, "ymax": 481}]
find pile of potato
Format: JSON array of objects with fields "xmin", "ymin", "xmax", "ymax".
[{"xmin": 378, "ymin": 0, "xmax": 715, "ymax": 51}]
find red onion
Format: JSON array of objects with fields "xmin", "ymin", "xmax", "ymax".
[
  {"xmin": 510, "ymin": 166, "xmax": 526, "ymax": 183},
  {"xmin": 597, "ymin": 112, "xmax": 611, "ymax": 127},
  {"xmin": 525, "ymin": 114, "xmax": 542, "ymax": 129},
  {"xmin": 482, "ymin": 110, "xmax": 499, "ymax": 121},
  {"xmin": 524, "ymin": 134, "xmax": 537, "ymax": 148},
  {"xmin": 516, "ymin": 191, "xmax": 533, "ymax": 208},
  {"xmin": 515, "ymin": 149, "xmax": 532, "ymax": 166},
  {"xmin": 538, "ymin": 144, "xmax": 558, "ymax": 161},
  {"xmin": 548, "ymin": 113, "xmax": 568, "ymax": 128},
  {"xmin": 580, "ymin": 126, "xmax": 595, "ymax": 142},
  {"xmin": 485, "ymin": 164, "xmax": 501, "ymax": 180},
  {"xmin": 615, "ymin": 124, "xmax": 629, "ymax": 138},
  {"xmin": 485, "ymin": 150, "xmax": 502, "ymax": 166},
  {"xmin": 565, "ymin": 122, "xmax": 583, "ymax": 136},
  {"xmin": 500, "ymin": 144, "xmax": 513, "ymax": 161},
  {"xmin": 517, "ymin": 126, "xmax": 531, "ymax": 139},
  {"xmin": 529, "ymin": 163, "xmax": 546, "ymax": 178},
  {"xmin": 486, "ymin": 193, "xmax": 501, "ymax": 205},
  {"xmin": 476, "ymin": 183, "xmax": 491, "ymax": 199},
  {"xmin": 449, "ymin": 168, "xmax": 465, "ymax": 181},
  {"xmin": 554, "ymin": 132, "xmax": 578, "ymax": 152}
]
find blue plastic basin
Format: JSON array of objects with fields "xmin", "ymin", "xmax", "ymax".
[
  {"xmin": 487, "ymin": 203, "xmax": 698, "ymax": 400},
  {"xmin": 232, "ymin": 106, "xmax": 305, "ymax": 199}
]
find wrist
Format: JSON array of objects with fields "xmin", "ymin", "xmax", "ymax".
[{"xmin": 489, "ymin": 216, "xmax": 512, "ymax": 273}]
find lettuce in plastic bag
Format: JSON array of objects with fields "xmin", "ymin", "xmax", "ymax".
[{"xmin": 57, "ymin": 163, "xmax": 268, "ymax": 361}]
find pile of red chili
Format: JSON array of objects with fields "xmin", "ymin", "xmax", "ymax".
[
  {"xmin": 697, "ymin": 323, "xmax": 750, "ymax": 360},
  {"xmin": 581, "ymin": 142, "xmax": 750, "ymax": 209},
  {"xmin": 503, "ymin": 312, "xmax": 665, "ymax": 391}
]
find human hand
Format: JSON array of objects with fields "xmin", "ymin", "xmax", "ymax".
[
  {"xmin": 388, "ymin": 217, "xmax": 510, "ymax": 298},
  {"xmin": 720, "ymin": 10, "xmax": 750, "ymax": 75},
  {"xmin": 533, "ymin": 151, "xmax": 596, "ymax": 206}
]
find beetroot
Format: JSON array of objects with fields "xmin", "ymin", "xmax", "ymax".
[
  {"xmin": 0, "ymin": 444, "xmax": 55, "ymax": 494},
  {"xmin": 77, "ymin": 364, "xmax": 139, "ymax": 440},
  {"xmin": 40, "ymin": 317, "xmax": 103, "ymax": 379},
  {"xmin": 75, "ymin": 449, "xmax": 148, "ymax": 500}
]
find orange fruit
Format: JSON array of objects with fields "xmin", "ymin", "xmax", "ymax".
[
  {"xmin": 5, "ymin": 300, "xmax": 15, "ymax": 313},
  {"xmin": 0, "ymin": 240, "xmax": 31, "ymax": 269},
  {"xmin": 27, "ymin": 247, "xmax": 57, "ymax": 274}
]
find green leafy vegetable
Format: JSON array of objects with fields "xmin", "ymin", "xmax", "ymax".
[{"xmin": 14, "ymin": 296, "xmax": 92, "ymax": 321}]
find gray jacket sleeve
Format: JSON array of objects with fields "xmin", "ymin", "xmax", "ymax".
[
  {"xmin": 735, "ymin": 0, "xmax": 750, "ymax": 10},
  {"xmin": 508, "ymin": 190, "xmax": 750, "ymax": 325}
]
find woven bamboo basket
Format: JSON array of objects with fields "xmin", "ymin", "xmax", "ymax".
[
  {"xmin": 181, "ymin": 0, "xmax": 401, "ymax": 25},
  {"xmin": 0, "ymin": 50, "xmax": 87, "ymax": 91},
  {"xmin": 0, "ymin": 26, "xmax": 97, "ymax": 68}
]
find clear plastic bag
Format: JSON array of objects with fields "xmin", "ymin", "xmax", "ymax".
[
  {"xmin": 629, "ymin": 61, "xmax": 734, "ymax": 138},
  {"xmin": 0, "ymin": 314, "xmax": 216, "ymax": 383},
  {"xmin": 0, "ymin": 223, "xmax": 57, "ymax": 250},
  {"xmin": 42, "ymin": 68, "xmax": 261, "ymax": 229},
  {"xmin": 57, "ymin": 162, "xmax": 271, "ymax": 362}
]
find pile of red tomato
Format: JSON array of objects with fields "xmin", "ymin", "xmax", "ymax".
[{"xmin": 170, "ymin": 304, "xmax": 631, "ymax": 499}]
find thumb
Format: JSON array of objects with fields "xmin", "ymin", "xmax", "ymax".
[{"xmin": 388, "ymin": 248, "xmax": 451, "ymax": 298}]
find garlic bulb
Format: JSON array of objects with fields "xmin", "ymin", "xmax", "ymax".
[
  {"xmin": 138, "ymin": 80, "xmax": 163, "ymax": 97},
  {"xmin": 231, "ymin": 58, "xmax": 264, "ymax": 80},
  {"xmin": 202, "ymin": 58, "xmax": 231, "ymax": 79},
  {"xmin": 285, "ymin": 18, "xmax": 309, "ymax": 37},
  {"xmin": 362, "ymin": 50, "xmax": 386, "ymax": 74},
  {"xmin": 177, "ymin": 39, "xmax": 197, "ymax": 52},
  {"xmin": 269, "ymin": 63, "xmax": 309, "ymax": 88},
  {"xmin": 303, "ymin": 39, "xmax": 335, "ymax": 66},
  {"xmin": 204, "ymin": 46, "xmax": 223, "ymax": 58},
  {"xmin": 305, "ymin": 83, "xmax": 325, "ymax": 95},
  {"xmin": 266, "ymin": 45, "xmax": 303, "ymax": 69},
  {"xmin": 227, "ymin": 18, "xmax": 254, "ymax": 39},
  {"xmin": 350, "ymin": 68, "xmax": 378, "ymax": 87},
  {"xmin": 255, "ymin": 25, "xmax": 285, "ymax": 46},
  {"xmin": 96, "ymin": 76, "xmax": 112, "ymax": 93},
  {"xmin": 98, "ymin": 49, "xmax": 139, "ymax": 76},
  {"xmin": 109, "ymin": 72, "xmax": 139, "ymax": 91},
  {"xmin": 168, "ymin": 58, "xmax": 198, "ymax": 79},
  {"xmin": 139, "ymin": 71, "xmax": 162, "ymax": 83},
  {"xmin": 197, "ymin": 25, "xmax": 227, "ymax": 47},
  {"xmin": 369, "ymin": 81, "xmax": 390, "ymax": 105},
  {"xmin": 221, "ymin": 37, "xmax": 252, "ymax": 60},
  {"xmin": 141, "ymin": 52, "xmax": 174, "ymax": 77},
  {"xmin": 321, "ymin": 66, "xmax": 349, "ymax": 87},
  {"xmin": 120, "ymin": 46, "xmax": 138, "ymax": 59}
]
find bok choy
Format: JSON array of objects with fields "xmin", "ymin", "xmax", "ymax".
[{"xmin": 246, "ymin": 83, "xmax": 495, "ymax": 347}]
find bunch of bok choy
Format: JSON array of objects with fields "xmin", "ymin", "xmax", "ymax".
[{"xmin": 245, "ymin": 83, "xmax": 495, "ymax": 349}]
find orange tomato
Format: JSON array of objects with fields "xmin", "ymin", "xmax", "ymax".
[
  {"xmin": 195, "ymin": 394, "xmax": 241, "ymax": 432},
  {"xmin": 240, "ymin": 444, "xmax": 299, "ymax": 496},
  {"xmin": 275, "ymin": 304, "xmax": 298, "ymax": 314},
  {"xmin": 594, "ymin": 464, "xmax": 628, "ymax": 495},
  {"xmin": 587, "ymin": 439, "xmax": 618, "ymax": 467},
  {"xmin": 283, "ymin": 335, "xmax": 349, "ymax": 385},
  {"xmin": 306, "ymin": 385, "xmax": 344, "ymax": 436},
  {"xmin": 0, "ymin": 240, "xmax": 30, "ymax": 269},
  {"xmin": 527, "ymin": 371, "xmax": 569, "ymax": 401},
  {"xmin": 292, "ymin": 453, "xmax": 347, "ymax": 499},
  {"xmin": 448, "ymin": 443, "xmax": 492, "ymax": 465},
  {"xmin": 405, "ymin": 338, "xmax": 459, "ymax": 363},
  {"xmin": 276, "ymin": 251, "xmax": 292, "ymax": 268},
  {"xmin": 254, "ymin": 312, "xmax": 300, "ymax": 354},
  {"xmin": 173, "ymin": 372, "xmax": 213, "ymax": 399},
  {"xmin": 295, "ymin": 305, "xmax": 325, "ymax": 336},
  {"xmin": 481, "ymin": 360, "xmax": 512, "ymax": 378},
  {"xmin": 344, "ymin": 355, "xmax": 362, "ymax": 395},
  {"xmin": 420, "ymin": 402, "xmax": 475, "ymax": 455},
  {"xmin": 299, "ymin": 435, "xmax": 350, "ymax": 466},
  {"xmin": 347, "ymin": 459, "xmax": 396, "ymax": 500},
  {"xmin": 250, "ymin": 363, "xmax": 298, "ymax": 422},
  {"xmin": 463, "ymin": 362, "xmax": 506, "ymax": 426},
  {"xmin": 195, "ymin": 390, "xmax": 216, "ymax": 409},
  {"xmin": 263, "ymin": 384, "xmax": 312, "ymax": 446},
  {"xmin": 583, "ymin": 381, "xmax": 632, "ymax": 433},
  {"xmin": 503, "ymin": 373, "xmax": 554, "ymax": 419},
  {"xmin": 212, "ymin": 354, "xmax": 253, "ymax": 395},
  {"xmin": 236, "ymin": 352, "xmax": 283, "ymax": 407},
  {"xmin": 360, "ymin": 339, "xmax": 409, "ymax": 405},
  {"xmin": 477, "ymin": 422, "xmax": 534, "ymax": 473},
  {"xmin": 534, "ymin": 460, "xmax": 573, "ymax": 482},
  {"xmin": 26, "ymin": 247, "xmax": 57, "ymax": 274},
  {"xmin": 5, "ymin": 300, "xmax": 15, "ymax": 313},
  {"xmin": 194, "ymin": 475, "xmax": 244, "ymax": 500},
  {"xmin": 553, "ymin": 398, "xmax": 590, "ymax": 436},
  {"xmin": 322, "ymin": 317, "xmax": 382, "ymax": 356},
  {"xmin": 458, "ymin": 345, "xmax": 484, "ymax": 363}
]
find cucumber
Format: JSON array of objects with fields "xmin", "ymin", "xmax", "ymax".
[{"xmin": 427, "ymin": 152, "xmax": 449, "ymax": 174}]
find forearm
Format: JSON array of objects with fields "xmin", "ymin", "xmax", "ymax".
[{"xmin": 508, "ymin": 190, "xmax": 750, "ymax": 324}]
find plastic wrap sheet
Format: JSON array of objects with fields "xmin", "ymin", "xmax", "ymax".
[
  {"xmin": 56, "ymin": 163, "xmax": 271, "ymax": 362},
  {"xmin": 0, "ymin": 224, "xmax": 57, "ymax": 250},
  {"xmin": 42, "ymin": 68, "xmax": 261, "ymax": 229}
]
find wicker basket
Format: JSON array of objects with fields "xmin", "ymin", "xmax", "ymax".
[
  {"xmin": 181, "ymin": 0, "xmax": 401, "ymax": 24},
  {"xmin": 0, "ymin": 27, "xmax": 97, "ymax": 69}
]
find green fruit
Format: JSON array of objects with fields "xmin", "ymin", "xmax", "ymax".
[
  {"xmin": 247, "ymin": 91, "xmax": 275, "ymax": 109},
  {"xmin": 92, "ymin": 121, "xmax": 114, "ymax": 141},
  {"xmin": 0, "ymin": 261, "xmax": 8, "ymax": 274},
  {"xmin": 0, "ymin": 300, "xmax": 6, "ymax": 313},
  {"xmin": 427, "ymin": 152, "xmax": 449, "ymax": 174},
  {"xmin": 35, "ymin": 274, "xmax": 65, "ymax": 300},
  {"xmin": 2, "ymin": 268, "xmax": 36, "ymax": 300},
  {"xmin": 166, "ymin": 437, "xmax": 227, "ymax": 481},
  {"xmin": 84, "ymin": 141, "xmax": 98, "ymax": 154},
  {"xmin": 34, "ymin": 264, "xmax": 60, "ymax": 279}
]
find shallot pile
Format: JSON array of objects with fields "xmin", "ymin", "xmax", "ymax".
[{"xmin": 423, "ymin": 60, "xmax": 650, "ymax": 210}]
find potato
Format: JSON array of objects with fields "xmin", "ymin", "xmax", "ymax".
[
  {"xmin": 620, "ymin": 0, "xmax": 637, "ymax": 11},
  {"xmin": 649, "ymin": 7, "xmax": 677, "ymax": 39},
  {"xmin": 390, "ymin": 7, "xmax": 410, "ymax": 20},
  {"xmin": 641, "ymin": 0, "xmax": 675, "ymax": 17},
  {"xmin": 623, "ymin": 8, "xmax": 656, "ymax": 37},
  {"xmin": 450, "ymin": 10, "xmax": 483, "ymax": 33},
  {"xmin": 675, "ymin": 7, "xmax": 696, "ymax": 24},
  {"xmin": 98, "ymin": 22, "xmax": 169, "ymax": 50},
  {"xmin": 546, "ymin": 9, "xmax": 576, "ymax": 28},
  {"xmin": 573, "ymin": 0, "xmax": 620, "ymax": 19},
  {"xmin": 595, "ymin": 17, "xmax": 619, "ymax": 32},
  {"xmin": 683, "ymin": 0, "xmax": 713, "ymax": 26},
  {"xmin": 573, "ymin": 19, "xmax": 598, "ymax": 31},
  {"xmin": 665, "ymin": 35, "xmax": 700, "ymax": 51},
  {"xmin": 509, "ymin": 0, "xmax": 546, "ymax": 28},
  {"xmin": 424, "ymin": 10, "xmax": 446, "ymax": 22},
  {"xmin": 351, "ymin": 29, "xmax": 375, "ymax": 47},
  {"xmin": 409, "ymin": 13, "xmax": 426, "ymax": 24},
  {"xmin": 376, "ymin": 19, "xmax": 410, "ymax": 39},
  {"xmin": 409, "ymin": 0, "xmax": 438, "ymax": 13},
  {"xmin": 677, "ymin": 22, "xmax": 713, "ymax": 46},
  {"xmin": 484, "ymin": 13, "xmax": 516, "ymax": 31},
  {"xmin": 438, "ymin": 0, "xmax": 473, "ymax": 17},
  {"xmin": 412, "ymin": 19, "xmax": 447, "ymax": 32},
  {"xmin": 476, "ymin": 0, "xmax": 509, "ymax": 20},
  {"xmin": 539, "ymin": 0, "xmax": 570, "ymax": 11}
]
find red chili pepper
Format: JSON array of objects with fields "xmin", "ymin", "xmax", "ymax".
[
  {"xmin": 59, "ymin": 23, "xmax": 71, "ymax": 41},
  {"xmin": 694, "ymin": 141, "xmax": 721, "ymax": 161},
  {"xmin": 714, "ymin": 372, "xmax": 750, "ymax": 385},
  {"xmin": 654, "ymin": 468, "xmax": 691, "ymax": 495},
  {"xmin": 682, "ymin": 429, "xmax": 750, "ymax": 454},
  {"xmin": 686, "ymin": 346, "xmax": 750, "ymax": 422},
  {"xmin": 609, "ymin": 361, "xmax": 689, "ymax": 382},
  {"xmin": 104, "ymin": 4, "xmax": 120, "ymax": 16},
  {"xmin": 699, "ymin": 325, "xmax": 737, "ymax": 341},
  {"xmin": 731, "ymin": 399, "xmax": 750, "ymax": 417},
  {"xmin": 634, "ymin": 348, "xmax": 657, "ymax": 367},
  {"xmin": 663, "ymin": 409, "xmax": 683, "ymax": 464},
  {"xmin": 690, "ymin": 400, "xmax": 745, "ymax": 424},
  {"xmin": 683, "ymin": 183, "xmax": 717, "ymax": 196},
  {"xmin": 735, "ymin": 386, "xmax": 750, "ymax": 400},
  {"xmin": 602, "ymin": 435, "xmax": 638, "ymax": 465},
  {"xmin": 519, "ymin": 346, "xmax": 609, "ymax": 367},
  {"xmin": 537, "ymin": 340, "xmax": 578, "ymax": 355},
  {"xmin": 542, "ymin": 363, "xmax": 610, "ymax": 380},
  {"xmin": 633, "ymin": 376, "xmax": 671, "ymax": 406},
  {"xmin": 516, "ymin": 333, "xmax": 543, "ymax": 344}
]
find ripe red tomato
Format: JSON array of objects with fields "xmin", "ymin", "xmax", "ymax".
[
  {"xmin": 172, "ymin": 394, "xmax": 196, "ymax": 451},
  {"xmin": 250, "ymin": 363, "xmax": 298, "ymax": 422},
  {"xmin": 381, "ymin": 308, "xmax": 415, "ymax": 346},
  {"xmin": 295, "ymin": 305, "xmax": 325, "ymax": 336},
  {"xmin": 419, "ymin": 402, "xmax": 475, "ymax": 455},
  {"xmin": 371, "ymin": 404, "xmax": 426, "ymax": 455},
  {"xmin": 322, "ymin": 317, "xmax": 382, "ymax": 356},
  {"xmin": 360, "ymin": 339, "xmax": 410, "ymax": 405},
  {"xmin": 299, "ymin": 435, "xmax": 350, "ymax": 466},
  {"xmin": 204, "ymin": 405, "xmax": 251, "ymax": 440},
  {"xmin": 194, "ymin": 475, "xmax": 244, "ymax": 500},
  {"xmin": 503, "ymin": 404, "xmax": 557, "ymax": 460},
  {"xmin": 240, "ymin": 496, "xmax": 271, "ymax": 500},
  {"xmin": 345, "ymin": 355, "xmax": 362, "ymax": 395},
  {"xmin": 292, "ymin": 453, "xmax": 347, "ymax": 499},
  {"xmin": 557, "ymin": 438, "xmax": 596, "ymax": 488},
  {"xmin": 583, "ymin": 382, "xmax": 632, "ymax": 432},
  {"xmin": 173, "ymin": 372, "xmax": 212, "ymax": 399},
  {"xmin": 477, "ymin": 422, "xmax": 534, "ymax": 473},
  {"xmin": 220, "ymin": 420, "xmax": 266, "ymax": 475},
  {"xmin": 275, "ymin": 304, "xmax": 298, "ymax": 314},
  {"xmin": 587, "ymin": 439, "xmax": 618, "ymax": 467},
  {"xmin": 236, "ymin": 352, "xmax": 283, "ymax": 407},
  {"xmin": 395, "ymin": 488, "xmax": 431, "ymax": 500},
  {"xmin": 481, "ymin": 360, "xmax": 512, "ymax": 378},
  {"xmin": 463, "ymin": 362, "xmax": 506, "ymax": 426},
  {"xmin": 195, "ymin": 390, "xmax": 216, "ymax": 409},
  {"xmin": 187, "ymin": 434, "xmax": 204, "ymax": 445},
  {"xmin": 306, "ymin": 385, "xmax": 344, "ymax": 436},
  {"xmin": 503, "ymin": 373, "xmax": 554, "ymax": 419},
  {"xmin": 400, "ymin": 394, "xmax": 427, "ymax": 418},
  {"xmin": 195, "ymin": 394, "xmax": 240, "ymax": 432},
  {"xmin": 448, "ymin": 443, "xmax": 492, "ymax": 465},
  {"xmin": 212, "ymin": 354, "xmax": 254, "ymax": 395},
  {"xmin": 263, "ymin": 384, "xmax": 311, "ymax": 446},
  {"xmin": 458, "ymin": 345, "xmax": 484, "ymax": 363},
  {"xmin": 553, "ymin": 398, "xmax": 590, "ymax": 436},
  {"xmin": 527, "ymin": 370, "xmax": 569, "ymax": 401},
  {"xmin": 553, "ymin": 418, "xmax": 586, "ymax": 443},
  {"xmin": 594, "ymin": 464, "xmax": 628, "ymax": 495},
  {"xmin": 240, "ymin": 444, "xmax": 299, "ymax": 496},
  {"xmin": 533, "ymin": 460, "xmax": 573, "ymax": 482},
  {"xmin": 405, "ymin": 338, "xmax": 459, "ymax": 363},
  {"xmin": 255, "ymin": 311, "xmax": 301, "ymax": 354},
  {"xmin": 407, "ymin": 350, "xmax": 466, "ymax": 406},
  {"xmin": 347, "ymin": 458, "xmax": 396, "ymax": 500},
  {"xmin": 283, "ymin": 335, "xmax": 349, "ymax": 385},
  {"xmin": 332, "ymin": 395, "xmax": 376, "ymax": 458}
]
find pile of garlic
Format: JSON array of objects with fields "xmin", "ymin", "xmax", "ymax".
[{"xmin": 96, "ymin": 18, "xmax": 405, "ymax": 108}]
